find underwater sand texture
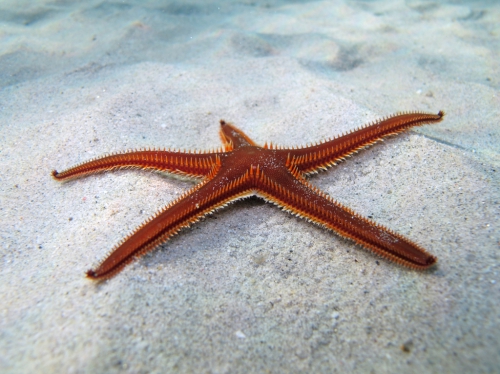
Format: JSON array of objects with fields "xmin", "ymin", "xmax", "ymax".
[{"xmin": 0, "ymin": 1, "xmax": 498, "ymax": 373}]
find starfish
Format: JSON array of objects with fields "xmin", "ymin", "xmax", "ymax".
[{"xmin": 52, "ymin": 111, "xmax": 444, "ymax": 280}]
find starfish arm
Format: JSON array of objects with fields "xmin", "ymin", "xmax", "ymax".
[
  {"xmin": 281, "ymin": 111, "xmax": 444, "ymax": 174},
  {"xmin": 86, "ymin": 161, "xmax": 256, "ymax": 280},
  {"xmin": 256, "ymin": 167, "xmax": 437, "ymax": 270},
  {"xmin": 52, "ymin": 149, "xmax": 224, "ymax": 180},
  {"xmin": 219, "ymin": 120, "xmax": 256, "ymax": 149}
]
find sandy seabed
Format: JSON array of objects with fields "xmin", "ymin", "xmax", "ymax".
[{"xmin": 1, "ymin": 1, "xmax": 499, "ymax": 373}]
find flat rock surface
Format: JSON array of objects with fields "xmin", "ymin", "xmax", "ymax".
[{"xmin": 0, "ymin": 1, "xmax": 498, "ymax": 373}]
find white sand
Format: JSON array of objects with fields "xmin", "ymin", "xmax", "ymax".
[{"xmin": 1, "ymin": 1, "xmax": 499, "ymax": 373}]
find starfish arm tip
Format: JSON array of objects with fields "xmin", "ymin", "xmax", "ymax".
[
  {"xmin": 401, "ymin": 251, "xmax": 437, "ymax": 270},
  {"xmin": 427, "ymin": 255, "xmax": 438, "ymax": 267},
  {"xmin": 86, "ymin": 269, "xmax": 99, "ymax": 280}
]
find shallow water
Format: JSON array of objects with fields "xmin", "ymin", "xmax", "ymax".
[
  {"xmin": 1, "ymin": 0, "xmax": 498, "ymax": 158},
  {"xmin": 1, "ymin": 1, "xmax": 499, "ymax": 373}
]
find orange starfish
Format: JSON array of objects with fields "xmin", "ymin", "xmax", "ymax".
[{"xmin": 52, "ymin": 111, "xmax": 444, "ymax": 280}]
